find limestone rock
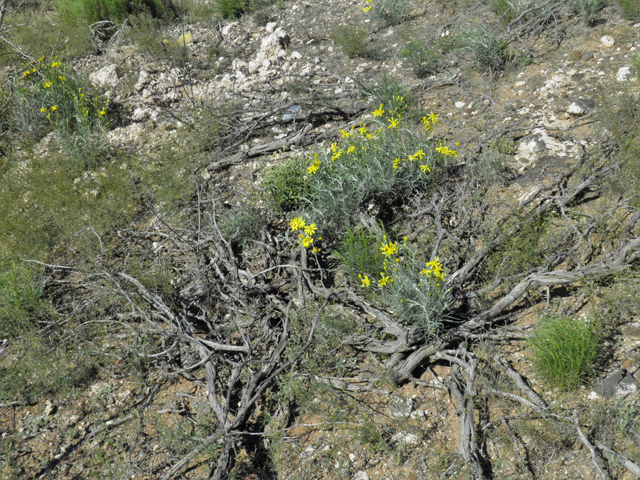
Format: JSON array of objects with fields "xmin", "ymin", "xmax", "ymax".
[
  {"xmin": 89, "ymin": 64, "xmax": 118, "ymax": 88},
  {"xmin": 617, "ymin": 66, "xmax": 632, "ymax": 82},
  {"xmin": 601, "ymin": 35, "xmax": 615, "ymax": 47},
  {"xmin": 592, "ymin": 370, "xmax": 638, "ymax": 398}
]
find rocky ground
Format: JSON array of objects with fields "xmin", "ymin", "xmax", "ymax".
[{"xmin": 2, "ymin": 0, "xmax": 640, "ymax": 478}]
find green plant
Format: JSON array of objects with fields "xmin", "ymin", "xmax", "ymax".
[
  {"xmin": 401, "ymin": 40, "xmax": 440, "ymax": 78},
  {"xmin": 330, "ymin": 21, "xmax": 377, "ymax": 59},
  {"xmin": 370, "ymin": 76, "xmax": 418, "ymax": 119},
  {"xmin": 219, "ymin": 205, "xmax": 264, "ymax": 248},
  {"xmin": 335, "ymin": 224, "xmax": 387, "ymax": 284},
  {"xmin": 369, "ymin": 0, "xmax": 409, "ymax": 26},
  {"xmin": 56, "ymin": 0, "xmax": 177, "ymax": 25},
  {"xmin": 572, "ymin": 0, "xmax": 604, "ymax": 25},
  {"xmin": 617, "ymin": 0, "xmax": 640, "ymax": 19},
  {"xmin": 12, "ymin": 56, "xmax": 109, "ymax": 163},
  {"xmin": 210, "ymin": 0, "xmax": 279, "ymax": 19},
  {"xmin": 0, "ymin": 263, "xmax": 47, "ymax": 338},
  {"xmin": 527, "ymin": 315, "xmax": 602, "ymax": 391},
  {"xmin": 461, "ymin": 24, "xmax": 509, "ymax": 73},
  {"xmin": 382, "ymin": 244, "xmax": 454, "ymax": 341},
  {"xmin": 491, "ymin": 0, "xmax": 533, "ymax": 23},
  {"xmin": 488, "ymin": 136, "xmax": 515, "ymax": 155},
  {"xmin": 263, "ymin": 154, "xmax": 314, "ymax": 212}
]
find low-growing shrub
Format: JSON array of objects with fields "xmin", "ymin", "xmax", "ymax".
[
  {"xmin": 263, "ymin": 154, "xmax": 314, "ymax": 212},
  {"xmin": 335, "ymin": 224, "xmax": 387, "ymax": 284},
  {"xmin": 330, "ymin": 21, "xmax": 377, "ymax": 59},
  {"xmin": 617, "ymin": 0, "xmax": 640, "ymax": 20},
  {"xmin": 370, "ymin": 76, "xmax": 420, "ymax": 122},
  {"xmin": 369, "ymin": 0, "xmax": 409, "ymax": 26},
  {"xmin": 0, "ymin": 263, "xmax": 48, "ymax": 338},
  {"xmin": 56, "ymin": 0, "xmax": 178, "ymax": 25},
  {"xmin": 491, "ymin": 0, "xmax": 534, "ymax": 23},
  {"xmin": 461, "ymin": 24, "xmax": 509, "ymax": 73},
  {"xmin": 572, "ymin": 0, "xmax": 604, "ymax": 25},
  {"xmin": 528, "ymin": 315, "xmax": 601, "ymax": 391},
  {"xmin": 401, "ymin": 40, "xmax": 440, "ymax": 78}
]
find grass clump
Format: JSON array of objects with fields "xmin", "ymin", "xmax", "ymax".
[
  {"xmin": 572, "ymin": 0, "xmax": 604, "ymax": 25},
  {"xmin": 401, "ymin": 40, "xmax": 440, "ymax": 78},
  {"xmin": 617, "ymin": 0, "xmax": 640, "ymax": 20},
  {"xmin": 56, "ymin": 0, "xmax": 178, "ymax": 25},
  {"xmin": 368, "ymin": 0, "xmax": 409, "ymax": 26},
  {"xmin": 528, "ymin": 315, "xmax": 602, "ymax": 391},
  {"xmin": 263, "ymin": 154, "xmax": 315, "ymax": 213},
  {"xmin": 0, "ymin": 263, "xmax": 48, "ymax": 338},
  {"xmin": 461, "ymin": 24, "xmax": 509, "ymax": 73},
  {"xmin": 335, "ymin": 224, "xmax": 387, "ymax": 285},
  {"xmin": 330, "ymin": 20, "xmax": 378, "ymax": 59}
]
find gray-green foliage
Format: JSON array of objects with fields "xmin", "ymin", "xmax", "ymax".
[
  {"xmin": 461, "ymin": 24, "xmax": 509, "ymax": 73},
  {"xmin": 370, "ymin": 0, "xmax": 409, "ymax": 26},
  {"xmin": 527, "ymin": 315, "xmax": 602, "ymax": 391},
  {"xmin": 385, "ymin": 248, "xmax": 453, "ymax": 342},
  {"xmin": 335, "ymin": 224, "xmax": 387, "ymax": 284},
  {"xmin": 0, "ymin": 263, "xmax": 47, "ymax": 337},
  {"xmin": 617, "ymin": 0, "xmax": 640, "ymax": 20},
  {"xmin": 401, "ymin": 40, "xmax": 440, "ymax": 78},
  {"xmin": 572, "ymin": 0, "xmax": 604, "ymax": 25},
  {"xmin": 330, "ymin": 21, "xmax": 377, "ymax": 59}
]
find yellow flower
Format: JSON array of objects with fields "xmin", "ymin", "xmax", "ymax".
[
  {"xmin": 301, "ymin": 235, "xmax": 314, "ymax": 248},
  {"xmin": 304, "ymin": 223, "xmax": 317, "ymax": 236},
  {"xmin": 44, "ymin": 82, "xmax": 52, "ymax": 88},
  {"xmin": 380, "ymin": 241, "xmax": 398, "ymax": 257},
  {"xmin": 359, "ymin": 274, "xmax": 371, "ymax": 288},
  {"xmin": 413, "ymin": 149, "xmax": 425, "ymax": 160},
  {"xmin": 40, "ymin": 107, "xmax": 46, "ymax": 113},
  {"xmin": 362, "ymin": 5, "xmax": 371, "ymax": 11},
  {"xmin": 99, "ymin": 109, "xmax": 107, "ymax": 116},
  {"xmin": 339, "ymin": 129, "xmax": 352, "ymax": 138},
  {"xmin": 331, "ymin": 150, "xmax": 343, "ymax": 161},
  {"xmin": 373, "ymin": 104, "xmax": 385, "ymax": 117},
  {"xmin": 387, "ymin": 116, "xmax": 400, "ymax": 129},
  {"xmin": 378, "ymin": 274, "xmax": 393, "ymax": 287},
  {"xmin": 346, "ymin": 146, "xmax": 356, "ymax": 154},
  {"xmin": 290, "ymin": 217, "xmax": 306, "ymax": 231},
  {"xmin": 23, "ymin": 71, "xmax": 30, "ymax": 77},
  {"xmin": 420, "ymin": 164, "xmax": 431, "ymax": 173},
  {"xmin": 51, "ymin": 105, "xmax": 57, "ymax": 111},
  {"xmin": 311, "ymin": 246, "xmax": 320, "ymax": 254},
  {"xmin": 428, "ymin": 112, "xmax": 439, "ymax": 123},
  {"xmin": 393, "ymin": 158, "xmax": 401, "ymax": 171},
  {"xmin": 307, "ymin": 160, "xmax": 320, "ymax": 174},
  {"xmin": 51, "ymin": 61, "xmax": 62, "ymax": 68}
]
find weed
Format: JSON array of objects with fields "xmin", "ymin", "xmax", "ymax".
[
  {"xmin": 488, "ymin": 136, "xmax": 515, "ymax": 155},
  {"xmin": 335, "ymin": 224, "xmax": 387, "ymax": 285},
  {"xmin": 56, "ymin": 0, "xmax": 178, "ymax": 25},
  {"xmin": 0, "ymin": 263, "xmax": 48, "ymax": 338},
  {"xmin": 370, "ymin": 76, "xmax": 420, "ymax": 121},
  {"xmin": 369, "ymin": 0, "xmax": 409, "ymax": 26},
  {"xmin": 527, "ymin": 315, "xmax": 602, "ymax": 391},
  {"xmin": 617, "ymin": 0, "xmax": 640, "ymax": 20},
  {"xmin": 263, "ymin": 154, "xmax": 314, "ymax": 212},
  {"xmin": 401, "ymin": 40, "xmax": 440, "ymax": 78},
  {"xmin": 211, "ymin": 0, "xmax": 280, "ymax": 19},
  {"xmin": 491, "ymin": 0, "xmax": 534, "ymax": 23},
  {"xmin": 355, "ymin": 416, "xmax": 390, "ymax": 454},
  {"xmin": 330, "ymin": 21, "xmax": 378, "ymax": 59},
  {"xmin": 461, "ymin": 24, "xmax": 509, "ymax": 73},
  {"xmin": 572, "ymin": 0, "xmax": 604, "ymax": 25},
  {"xmin": 219, "ymin": 205, "xmax": 265, "ymax": 248}
]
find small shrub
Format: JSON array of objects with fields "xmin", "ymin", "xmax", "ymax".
[
  {"xmin": 437, "ymin": 32, "xmax": 462, "ymax": 53},
  {"xmin": 617, "ymin": 0, "xmax": 640, "ymax": 20},
  {"xmin": 491, "ymin": 0, "xmax": 534, "ymax": 23},
  {"xmin": 213, "ymin": 0, "xmax": 246, "ymax": 18},
  {"xmin": 56, "ymin": 0, "xmax": 178, "ymax": 24},
  {"xmin": 527, "ymin": 315, "xmax": 601, "ymax": 391},
  {"xmin": 369, "ymin": 0, "xmax": 409, "ymax": 26},
  {"xmin": 370, "ymin": 76, "xmax": 420, "ymax": 122},
  {"xmin": 12, "ymin": 56, "xmax": 109, "ymax": 162},
  {"xmin": 335, "ymin": 224, "xmax": 387, "ymax": 284},
  {"xmin": 488, "ymin": 136, "xmax": 515, "ymax": 155},
  {"xmin": 0, "ymin": 263, "xmax": 47, "ymax": 338},
  {"xmin": 461, "ymin": 24, "xmax": 509, "ymax": 73},
  {"xmin": 382, "ymin": 245, "xmax": 453, "ymax": 341},
  {"xmin": 263, "ymin": 155, "xmax": 314, "ymax": 212},
  {"xmin": 330, "ymin": 21, "xmax": 377, "ymax": 59},
  {"xmin": 219, "ymin": 205, "xmax": 264, "ymax": 248},
  {"xmin": 572, "ymin": 0, "xmax": 604, "ymax": 25},
  {"xmin": 401, "ymin": 40, "xmax": 440, "ymax": 78}
]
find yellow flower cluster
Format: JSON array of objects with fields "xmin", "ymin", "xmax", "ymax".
[
  {"xmin": 290, "ymin": 217, "xmax": 320, "ymax": 250},
  {"xmin": 307, "ymin": 153, "xmax": 321, "ymax": 174},
  {"xmin": 421, "ymin": 257, "xmax": 446, "ymax": 283},
  {"xmin": 422, "ymin": 113, "xmax": 439, "ymax": 132},
  {"xmin": 435, "ymin": 140, "xmax": 458, "ymax": 158},
  {"xmin": 392, "ymin": 147, "xmax": 431, "ymax": 173},
  {"xmin": 361, "ymin": 0, "xmax": 372, "ymax": 12}
]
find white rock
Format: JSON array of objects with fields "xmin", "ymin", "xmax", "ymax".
[
  {"xmin": 89, "ymin": 64, "xmax": 118, "ymax": 88},
  {"xmin": 455, "ymin": 101, "xmax": 466, "ymax": 109},
  {"xmin": 617, "ymin": 66, "xmax": 632, "ymax": 82},
  {"xmin": 567, "ymin": 102, "xmax": 585, "ymax": 115},
  {"xmin": 134, "ymin": 70, "xmax": 149, "ymax": 91},
  {"xmin": 299, "ymin": 445, "xmax": 315, "ymax": 459},
  {"xmin": 601, "ymin": 35, "xmax": 615, "ymax": 47},
  {"xmin": 132, "ymin": 107, "xmax": 151, "ymax": 122},
  {"xmin": 353, "ymin": 472, "xmax": 370, "ymax": 480},
  {"xmin": 266, "ymin": 22, "xmax": 277, "ymax": 33},
  {"xmin": 291, "ymin": 51, "xmax": 302, "ymax": 60},
  {"xmin": 515, "ymin": 81, "xmax": 526, "ymax": 87},
  {"xmin": 349, "ymin": 453, "xmax": 357, "ymax": 462},
  {"xmin": 391, "ymin": 432, "xmax": 420, "ymax": 446}
]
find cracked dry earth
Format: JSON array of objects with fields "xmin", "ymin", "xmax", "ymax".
[{"xmin": 3, "ymin": 0, "xmax": 640, "ymax": 478}]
